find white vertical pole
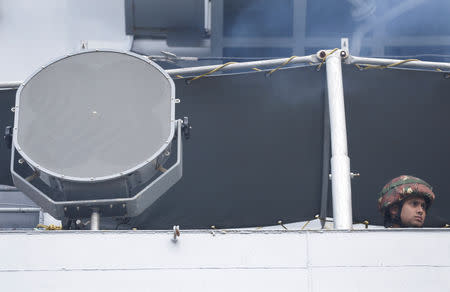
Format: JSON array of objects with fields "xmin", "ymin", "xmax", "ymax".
[{"xmin": 325, "ymin": 50, "xmax": 353, "ymax": 229}]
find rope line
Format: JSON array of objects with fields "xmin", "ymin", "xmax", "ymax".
[
  {"xmin": 301, "ymin": 220, "xmax": 312, "ymax": 230},
  {"xmin": 183, "ymin": 57, "xmax": 317, "ymax": 83},
  {"xmin": 36, "ymin": 224, "xmax": 62, "ymax": 230},
  {"xmin": 267, "ymin": 56, "xmax": 298, "ymax": 76},
  {"xmin": 174, "ymin": 55, "xmax": 447, "ymax": 82},
  {"xmin": 355, "ymin": 59, "xmax": 420, "ymax": 70},
  {"xmin": 187, "ymin": 62, "xmax": 238, "ymax": 83}
]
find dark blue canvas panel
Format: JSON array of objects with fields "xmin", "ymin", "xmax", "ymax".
[
  {"xmin": 341, "ymin": 65, "xmax": 450, "ymax": 227},
  {"xmin": 133, "ymin": 66, "xmax": 325, "ymax": 229},
  {"xmin": 0, "ymin": 90, "xmax": 15, "ymax": 186}
]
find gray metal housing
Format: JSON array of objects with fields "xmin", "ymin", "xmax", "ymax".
[
  {"xmin": 0, "ymin": 185, "xmax": 40, "ymax": 228},
  {"xmin": 11, "ymin": 121, "xmax": 182, "ymax": 219},
  {"xmin": 11, "ymin": 50, "xmax": 182, "ymax": 219}
]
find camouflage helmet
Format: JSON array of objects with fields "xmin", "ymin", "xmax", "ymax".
[{"xmin": 378, "ymin": 175, "xmax": 435, "ymax": 213}]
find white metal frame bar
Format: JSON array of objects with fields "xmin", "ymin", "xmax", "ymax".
[
  {"xmin": 0, "ymin": 81, "xmax": 22, "ymax": 89},
  {"xmin": 0, "ymin": 207, "xmax": 41, "ymax": 213},
  {"xmin": 165, "ymin": 55, "xmax": 318, "ymax": 76},
  {"xmin": 325, "ymin": 50, "xmax": 353, "ymax": 229},
  {"xmin": 2, "ymin": 54, "xmax": 450, "ymax": 89},
  {"xmin": 348, "ymin": 55, "xmax": 450, "ymax": 71}
]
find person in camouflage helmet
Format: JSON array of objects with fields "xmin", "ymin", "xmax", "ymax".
[{"xmin": 378, "ymin": 175, "xmax": 435, "ymax": 228}]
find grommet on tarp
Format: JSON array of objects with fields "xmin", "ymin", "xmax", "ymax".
[
  {"xmin": 277, "ymin": 220, "xmax": 288, "ymax": 230},
  {"xmin": 363, "ymin": 220, "xmax": 369, "ymax": 229}
]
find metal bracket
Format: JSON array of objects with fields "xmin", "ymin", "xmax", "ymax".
[
  {"xmin": 341, "ymin": 38, "xmax": 349, "ymax": 54},
  {"xmin": 329, "ymin": 172, "xmax": 360, "ymax": 180},
  {"xmin": 4, "ymin": 126, "xmax": 12, "ymax": 149},
  {"xmin": 11, "ymin": 120, "xmax": 184, "ymax": 219},
  {"xmin": 340, "ymin": 38, "xmax": 350, "ymax": 62},
  {"xmin": 172, "ymin": 225, "xmax": 180, "ymax": 242},
  {"xmin": 181, "ymin": 116, "xmax": 191, "ymax": 139}
]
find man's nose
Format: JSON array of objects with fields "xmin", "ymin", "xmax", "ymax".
[{"xmin": 417, "ymin": 207, "xmax": 424, "ymax": 214}]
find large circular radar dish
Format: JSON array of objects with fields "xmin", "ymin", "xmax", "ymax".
[{"xmin": 14, "ymin": 50, "xmax": 175, "ymax": 182}]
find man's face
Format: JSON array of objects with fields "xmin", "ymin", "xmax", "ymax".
[{"xmin": 400, "ymin": 196, "xmax": 427, "ymax": 227}]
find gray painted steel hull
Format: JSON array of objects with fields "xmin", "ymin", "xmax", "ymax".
[{"xmin": 0, "ymin": 229, "xmax": 448, "ymax": 291}]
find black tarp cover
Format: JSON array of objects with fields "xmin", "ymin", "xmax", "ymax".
[
  {"xmin": 1, "ymin": 64, "xmax": 449, "ymax": 228},
  {"xmin": 134, "ymin": 66, "xmax": 326, "ymax": 228}
]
